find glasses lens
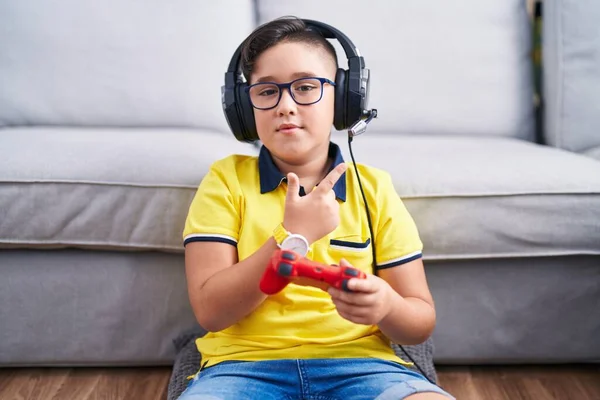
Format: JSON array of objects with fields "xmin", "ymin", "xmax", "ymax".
[
  {"xmin": 248, "ymin": 78, "xmax": 325, "ymax": 109},
  {"xmin": 249, "ymin": 83, "xmax": 280, "ymax": 109},
  {"xmin": 291, "ymin": 78, "xmax": 323, "ymax": 105}
]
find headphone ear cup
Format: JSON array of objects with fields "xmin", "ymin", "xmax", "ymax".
[
  {"xmin": 333, "ymin": 68, "xmax": 347, "ymax": 131},
  {"xmin": 222, "ymin": 82, "xmax": 245, "ymax": 142},
  {"xmin": 235, "ymin": 82, "xmax": 259, "ymax": 142}
]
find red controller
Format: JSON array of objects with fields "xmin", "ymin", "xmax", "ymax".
[{"xmin": 259, "ymin": 249, "xmax": 367, "ymax": 295}]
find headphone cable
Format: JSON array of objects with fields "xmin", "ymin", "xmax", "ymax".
[{"xmin": 346, "ymin": 135, "xmax": 440, "ymax": 388}]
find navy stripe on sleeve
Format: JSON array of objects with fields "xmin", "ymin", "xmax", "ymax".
[
  {"xmin": 183, "ymin": 234, "xmax": 237, "ymax": 247},
  {"xmin": 376, "ymin": 251, "xmax": 422, "ymax": 270}
]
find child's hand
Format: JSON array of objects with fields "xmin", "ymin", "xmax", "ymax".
[
  {"xmin": 283, "ymin": 163, "xmax": 347, "ymax": 244},
  {"xmin": 328, "ymin": 259, "xmax": 394, "ymax": 325}
]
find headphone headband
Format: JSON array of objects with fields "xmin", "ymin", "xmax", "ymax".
[{"xmin": 225, "ymin": 20, "xmax": 364, "ymax": 76}]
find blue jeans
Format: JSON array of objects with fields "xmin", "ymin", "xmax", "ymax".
[{"xmin": 177, "ymin": 358, "xmax": 455, "ymax": 400}]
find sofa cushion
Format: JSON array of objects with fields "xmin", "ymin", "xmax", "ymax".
[
  {"xmin": 3, "ymin": 129, "xmax": 599, "ymax": 261},
  {"xmin": 543, "ymin": 0, "xmax": 600, "ymax": 152},
  {"xmin": 257, "ymin": 0, "xmax": 535, "ymax": 140},
  {"xmin": 333, "ymin": 134, "xmax": 600, "ymax": 260},
  {"xmin": 0, "ymin": 127, "xmax": 258, "ymax": 252},
  {"xmin": 0, "ymin": 1, "xmax": 254, "ymax": 133}
]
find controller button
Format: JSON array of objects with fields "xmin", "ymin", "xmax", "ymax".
[{"xmin": 278, "ymin": 262, "xmax": 293, "ymax": 277}]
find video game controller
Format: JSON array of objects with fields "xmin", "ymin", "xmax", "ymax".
[{"xmin": 259, "ymin": 249, "xmax": 367, "ymax": 295}]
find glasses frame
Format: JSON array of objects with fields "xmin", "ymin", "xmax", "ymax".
[{"xmin": 245, "ymin": 77, "xmax": 336, "ymax": 110}]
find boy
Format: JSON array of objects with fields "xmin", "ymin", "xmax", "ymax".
[{"xmin": 180, "ymin": 16, "xmax": 454, "ymax": 400}]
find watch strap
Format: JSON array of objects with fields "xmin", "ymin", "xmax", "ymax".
[{"xmin": 273, "ymin": 223, "xmax": 289, "ymax": 245}]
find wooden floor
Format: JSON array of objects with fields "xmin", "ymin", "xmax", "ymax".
[
  {"xmin": 0, "ymin": 364, "xmax": 599, "ymax": 400},
  {"xmin": 436, "ymin": 364, "xmax": 600, "ymax": 400}
]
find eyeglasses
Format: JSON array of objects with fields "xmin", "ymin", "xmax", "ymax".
[{"xmin": 246, "ymin": 77, "xmax": 336, "ymax": 110}]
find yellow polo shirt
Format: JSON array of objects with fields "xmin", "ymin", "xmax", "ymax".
[{"xmin": 183, "ymin": 142, "xmax": 423, "ymax": 368}]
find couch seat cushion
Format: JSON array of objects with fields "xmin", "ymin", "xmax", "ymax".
[
  {"xmin": 0, "ymin": 127, "xmax": 257, "ymax": 252},
  {"xmin": 3, "ymin": 129, "xmax": 599, "ymax": 261},
  {"xmin": 333, "ymin": 135, "xmax": 600, "ymax": 260}
]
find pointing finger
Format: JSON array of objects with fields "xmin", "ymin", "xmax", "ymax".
[{"xmin": 316, "ymin": 163, "xmax": 347, "ymax": 195}]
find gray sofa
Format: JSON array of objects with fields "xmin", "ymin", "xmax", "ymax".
[{"xmin": 1, "ymin": 0, "xmax": 599, "ymax": 367}]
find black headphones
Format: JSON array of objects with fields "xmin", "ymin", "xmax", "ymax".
[{"xmin": 221, "ymin": 19, "xmax": 372, "ymax": 143}]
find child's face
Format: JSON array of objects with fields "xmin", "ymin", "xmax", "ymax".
[{"xmin": 251, "ymin": 41, "xmax": 336, "ymax": 164}]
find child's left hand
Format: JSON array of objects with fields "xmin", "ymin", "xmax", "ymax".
[{"xmin": 327, "ymin": 259, "xmax": 394, "ymax": 325}]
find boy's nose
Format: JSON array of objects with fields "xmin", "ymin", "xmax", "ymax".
[{"xmin": 276, "ymin": 88, "xmax": 297, "ymax": 116}]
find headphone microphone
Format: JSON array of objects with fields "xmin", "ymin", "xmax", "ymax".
[{"xmin": 348, "ymin": 109, "xmax": 378, "ymax": 138}]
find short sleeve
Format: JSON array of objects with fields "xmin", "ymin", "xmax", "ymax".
[
  {"xmin": 375, "ymin": 172, "xmax": 423, "ymax": 270},
  {"xmin": 182, "ymin": 161, "xmax": 241, "ymax": 247}
]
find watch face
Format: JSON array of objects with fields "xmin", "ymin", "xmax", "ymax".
[{"xmin": 281, "ymin": 235, "xmax": 309, "ymax": 256}]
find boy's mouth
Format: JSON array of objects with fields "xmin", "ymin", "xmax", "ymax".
[{"xmin": 277, "ymin": 123, "xmax": 301, "ymax": 134}]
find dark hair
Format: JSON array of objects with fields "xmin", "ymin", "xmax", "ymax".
[{"xmin": 240, "ymin": 16, "xmax": 339, "ymax": 82}]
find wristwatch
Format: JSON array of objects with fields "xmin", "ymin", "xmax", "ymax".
[{"xmin": 273, "ymin": 223, "xmax": 309, "ymax": 257}]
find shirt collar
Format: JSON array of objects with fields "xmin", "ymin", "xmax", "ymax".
[{"xmin": 258, "ymin": 142, "xmax": 347, "ymax": 202}]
